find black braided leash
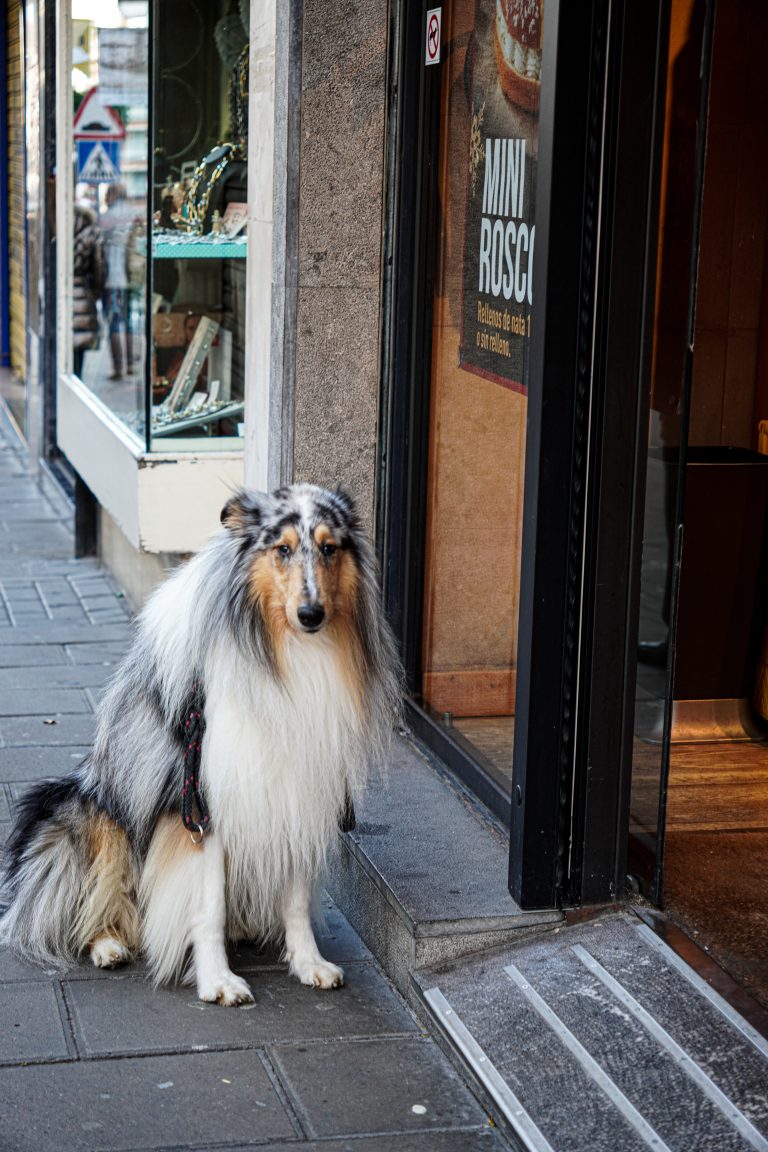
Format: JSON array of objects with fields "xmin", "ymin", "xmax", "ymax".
[
  {"xmin": 179, "ymin": 682, "xmax": 356, "ymax": 839},
  {"xmin": 181, "ymin": 683, "xmax": 210, "ymax": 844}
]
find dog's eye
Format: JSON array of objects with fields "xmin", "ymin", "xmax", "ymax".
[
  {"xmin": 276, "ymin": 544, "xmax": 292, "ymax": 559},
  {"xmin": 321, "ymin": 542, "xmax": 337, "ymax": 558}
]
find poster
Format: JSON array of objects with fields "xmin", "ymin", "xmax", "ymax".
[{"xmin": 459, "ymin": 0, "xmax": 543, "ymax": 394}]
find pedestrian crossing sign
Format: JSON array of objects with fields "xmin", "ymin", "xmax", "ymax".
[{"xmin": 77, "ymin": 139, "xmax": 121, "ymax": 183}]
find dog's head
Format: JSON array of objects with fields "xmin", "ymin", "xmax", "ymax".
[{"xmin": 221, "ymin": 484, "xmax": 362, "ymax": 641}]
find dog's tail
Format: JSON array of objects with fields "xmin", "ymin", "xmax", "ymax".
[{"xmin": 0, "ymin": 778, "xmax": 138, "ymax": 967}]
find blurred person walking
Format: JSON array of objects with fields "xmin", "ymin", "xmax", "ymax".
[{"xmin": 72, "ymin": 202, "xmax": 105, "ymax": 379}]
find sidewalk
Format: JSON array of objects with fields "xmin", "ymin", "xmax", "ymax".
[{"xmin": 0, "ymin": 415, "xmax": 509, "ymax": 1152}]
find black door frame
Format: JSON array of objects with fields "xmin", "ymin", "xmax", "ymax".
[{"xmin": 379, "ymin": 0, "xmax": 673, "ymax": 909}]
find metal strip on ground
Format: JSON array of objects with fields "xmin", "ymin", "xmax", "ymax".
[
  {"xmin": 635, "ymin": 921, "xmax": 768, "ymax": 1060},
  {"xmin": 572, "ymin": 944, "xmax": 768, "ymax": 1152},
  {"xmin": 423, "ymin": 986, "xmax": 557, "ymax": 1152},
  {"xmin": 503, "ymin": 963, "xmax": 673, "ymax": 1152}
]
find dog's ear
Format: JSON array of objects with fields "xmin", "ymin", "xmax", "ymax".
[
  {"xmin": 333, "ymin": 486, "xmax": 357, "ymax": 518},
  {"xmin": 221, "ymin": 489, "xmax": 267, "ymax": 532}
]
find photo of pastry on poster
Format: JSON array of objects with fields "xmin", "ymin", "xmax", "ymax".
[{"xmin": 460, "ymin": 0, "xmax": 542, "ymax": 394}]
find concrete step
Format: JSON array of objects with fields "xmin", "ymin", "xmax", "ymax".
[
  {"xmin": 414, "ymin": 909, "xmax": 768, "ymax": 1152},
  {"xmin": 327, "ymin": 733, "xmax": 562, "ymax": 997}
]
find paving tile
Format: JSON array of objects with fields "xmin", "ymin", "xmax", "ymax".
[
  {"xmin": 0, "ymin": 665, "xmax": 114, "ymax": 690},
  {"xmin": 0, "ymin": 585, "xmax": 48, "ymax": 601},
  {"xmin": 218, "ymin": 1135, "xmax": 505, "ymax": 1152},
  {"xmin": 0, "ymin": 788, "xmax": 10, "ymax": 819},
  {"xmin": 0, "ymin": 560, "xmax": 101, "ymax": 578},
  {"xmin": 4, "ymin": 609, "xmax": 50, "ymax": 625},
  {"xmin": 0, "ymin": 713, "xmax": 96, "ymax": 746},
  {"xmin": 272, "ymin": 1036, "xmax": 490, "ymax": 1139},
  {"xmin": 0, "ymin": 746, "xmax": 89, "ymax": 781},
  {"xmin": 65, "ymin": 963, "xmax": 417, "ymax": 1057},
  {"xmin": 0, "ymin": 947, "xmax": 61, "ymax": 984},
  {"xmin": 0, "ymin": 504, "xmax": 60, "ymax": 522},
  {"xmin": 0, "ymin": 982, "xmax": 71, "ymax": 1063},
  {"xmin": 0, "ymin": 688, "xmax": 90, "ymax": 717},
  {"xmin": 88, "ymin": 610, "xmax": 130, "ymax": 625},
  {"xmin": 28, "ymin": 607, "xmax": 89, "ymax": 624},
  {"xmin": 0, "ymin": 1050, "xmax": 295, "ymax": 1151},
  {"xmin": 0, "ymin": 644, "xmax": 67, "ymax": 667},
  {"xmin": 64, "ymin": 643, "xmax": 128, "ymax": 666},
  {"xmin": 3, "ymin": 526, "xmax": 73, "ymax": 558},
  {"xmin": 232, "ymin": 896, "xmax": 372, "ymax": 969},
  {"xmin": 0, "ymin": 624, "xmax": 132, "ymax": 646}
]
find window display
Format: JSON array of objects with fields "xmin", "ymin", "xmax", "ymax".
[
  {"xmin": 420, "ymin": 0, "xmax": 543, "ymax": 789},
  {"xmin": 68, "ymin": 0, "xmax": 249, "ymax": 452}
]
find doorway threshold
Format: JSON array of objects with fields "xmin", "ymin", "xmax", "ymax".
[
  {"xmin": 414, "ymin": 909, "xmax": 768, "ymax": 1151},
  {"xmin": 327, "ymin": 733, "xmax": 562, "ymax": 998}
]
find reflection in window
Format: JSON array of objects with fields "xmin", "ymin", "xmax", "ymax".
[
  {"xmin": 69, "ymin": 0, "xmax": 249, "ymax": 451},
  {"xmin": 71, "ymin": 1, "xmax": 149, "ymax": 439}
]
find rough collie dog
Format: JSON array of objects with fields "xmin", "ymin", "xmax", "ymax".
[{"xmin": 0, "ymin": 485, "xmax": 402, "ymax": 1004}]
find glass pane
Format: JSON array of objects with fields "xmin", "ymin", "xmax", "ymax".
[
  {"xmin": 71, "ymin": 1, "xmax": 149, "ymax": 442},
  {"xmin": 149, "ymin": 0, "xmax": 249, "ymax": 450},
  {"xmin": 421, "ymin": 0, "xmax": 543, "ymax": 789},
  {"xmin": 629, "ymin": 0, "xmax": 707, "ymax": 882}
]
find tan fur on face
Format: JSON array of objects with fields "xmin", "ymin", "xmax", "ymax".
[
  {"xmin": 73, "ymin": 809, "xmax": 140, "ymax": 957},
  {"xmin": 247, "ymin": 524, "xmax": 356, "ymax": 633},
  {"xmin": 246, "ymin": 526, "xmax": 301, "ymax": 671},
  {"xmin": 245, "ymin": 522, "xmax": 366, "ymax": 713}
]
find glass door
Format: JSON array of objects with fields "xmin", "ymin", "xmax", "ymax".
[
  {"xmin": 628, "ymin": 0, "xmax": 714, "ymax": 902},
  {"xmin": 419, "ymin": 0, "xmax": 542, "ymax": 797}
]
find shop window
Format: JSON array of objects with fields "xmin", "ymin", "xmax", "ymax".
[
  {"xmin": 67, "ymin": 0, "xmax": 248, "ymax": 451},
  {"xmin": 420, "ymin": 0, "xmax": 542, "ymax": 789}
]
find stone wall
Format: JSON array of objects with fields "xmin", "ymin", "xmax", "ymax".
[{"xmin": 291, "ymin": 0, "xmax": 389, "ymax": 530}]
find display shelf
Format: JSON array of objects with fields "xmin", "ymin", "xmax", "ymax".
[
  {"xmin": 151, "ymin": 399, "xmax": 245, "ymax": 437},
  {"xmin": 138, "ymin": 233, "xmax": 247, "ymax": 260}
]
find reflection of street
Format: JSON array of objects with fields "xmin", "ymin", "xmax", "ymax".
[
  {"xmin": 634, "ymin": 447, "xmax": 673, "ymax": 742},
  {"xmin": 78, "ymin": 301, "xmax": 146, "ymax": 436}
]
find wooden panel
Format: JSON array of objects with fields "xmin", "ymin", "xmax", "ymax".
[
  {"xmin": 423, "ymin": 668, "xmax": 516, "ymax": 718},
  {"xmin": 687, "ymin": 0, "xmax": 768, "ymax": 449}
]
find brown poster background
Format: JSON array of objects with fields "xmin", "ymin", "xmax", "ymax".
[{"xmin": 459, "ymin": 0, "xmax": 542, "ymax": 394}]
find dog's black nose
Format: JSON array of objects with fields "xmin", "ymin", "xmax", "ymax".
[{"xmin": 297, "ymin": 602, "xmax": 325, "ymax": 630}]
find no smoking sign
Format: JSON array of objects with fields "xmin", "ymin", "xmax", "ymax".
[{"xmin": 425, "ymin": 7, "xmax": 441, "ymax": 65}]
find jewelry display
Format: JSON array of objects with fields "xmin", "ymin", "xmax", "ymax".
[
  {"xmin": 152, "ymin": 398, "xmax": 245, "ymax": 437},
  {"xmin": 182, "ymin": 142, "xmax": 244, "ymax": 235},
  {"xmin": 229, "ymin": 44, "xmax": 249, "ymax": 147}
]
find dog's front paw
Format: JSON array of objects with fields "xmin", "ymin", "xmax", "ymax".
[
  {"xmin": 90, "ymin": 936, "xmax": 131, "ymax": 969},
  {"xmin": 197, "ymin": 971, "xmax": 255, "ymax": 1006},
  {"xmin": 293, "ymin": 958, "xmax": 344, "ymax": 989}
]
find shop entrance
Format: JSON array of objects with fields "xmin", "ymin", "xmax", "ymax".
[{"xmin": 629, "ymin": 0, "xmax": 768, "ymax": 1011}]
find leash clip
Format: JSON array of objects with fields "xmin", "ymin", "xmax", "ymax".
[{"xmin": 189, "ymin": 823, "xmax": 205, "ymax": 845}]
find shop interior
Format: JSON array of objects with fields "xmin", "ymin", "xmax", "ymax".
[
  {"xmin": 631, "ymin": 0, "xmax": 768, "ymax": 1013},
  {"xmin": 72, "ymin": 0, "xmax": 248, "ymax": 449}
]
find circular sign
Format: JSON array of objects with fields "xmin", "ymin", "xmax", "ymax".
[{"xmin": 427, "ymin": 13, "xmax": 440, "ymax": 62}]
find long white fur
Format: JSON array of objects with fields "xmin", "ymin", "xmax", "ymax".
[
  {"xmin": 0, "ymin": 825, "xmax": 83, "ymax": 965},
  {"xmin": 137, "ymin": 601, "xmax": 364, "ymax": 995},
  {"xmin": 0, "ymin": 484, "xmax": 402, "ymax": 1003}
]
